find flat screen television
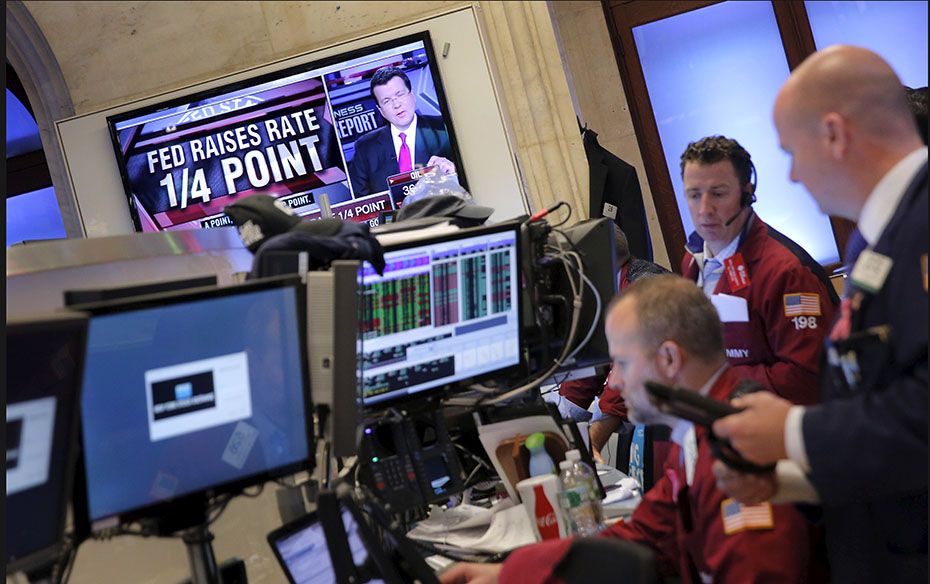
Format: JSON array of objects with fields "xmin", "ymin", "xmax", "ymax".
[
  {"xmin": 358, "ymin": 223, "xmax": 522, "ymax": 408},
  {"xmin": 73, "ymin": 277, "xmax": 313, "ymax": 532},
  {"xmin": 106, "ymin": 31, "xmax": 465, "ymax": 233},
  {"xmin": 6, "ymin": 313, "xmax": 88, "ymax": 575}
]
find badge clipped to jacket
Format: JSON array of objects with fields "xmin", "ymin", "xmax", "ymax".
[{"xmin": 723, "ymin": 253, "xmax": 751, "ymax": 292}]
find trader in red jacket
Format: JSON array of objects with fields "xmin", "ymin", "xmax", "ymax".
[
  {"xmin": 678, "ymin": 135, "xmax": 838, "ymax": 405},
  {"xmin": 441, "ymin": 276, "xmax": 826, "ymax": 584}
]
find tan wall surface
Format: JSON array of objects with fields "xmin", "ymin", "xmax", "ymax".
[{"xmin": 24, "ymin": 1, "xmax": 468, "ymax": 114}]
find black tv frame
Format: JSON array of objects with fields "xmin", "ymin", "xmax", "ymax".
[
  {"xmin": 70, "ymin": 275, "xmax": 315, "ymax": 535},
  {"xmin": 105, "ymin": 30, "xmax": 468, "ymax": 233},
  {"xmin": 359, "ymin": 221, "xmax": 524, "ymax": 410}
]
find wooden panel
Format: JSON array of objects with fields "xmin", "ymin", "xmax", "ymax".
[{"xmin": 606, "ymin": 0, "xmax": 721, "ymax": 28}]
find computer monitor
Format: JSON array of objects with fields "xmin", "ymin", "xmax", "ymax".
[
  {"xmin": 545, "ymin": 217, "xmax": 618, "ymax": 372},
  {"xmin": 73, "ymin": 277, "xmax": 313, "ymax": 532},
  {"xmin": 64, "ymin": 275, "xmax": 217, "ymax": 308},
  {"xmin": 6, "ymin": 313, "xmax": 88, "ymax": 575},
  {"xmin": 358, "ymin": 223, "xmax": 522, "ymax": 408}
]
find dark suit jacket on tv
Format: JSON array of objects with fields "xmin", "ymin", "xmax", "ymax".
[{"xmin": 348, "ymin": 114, "xmax": 452, "ymax": 196}]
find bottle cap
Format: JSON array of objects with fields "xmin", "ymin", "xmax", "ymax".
[
  {"xmin": 525, "ymin": 432, "xmax": 546, "ymax": 451},
  {"xmin": 565, "ymin": 449, "xmax": 581, "ymax": 461}
]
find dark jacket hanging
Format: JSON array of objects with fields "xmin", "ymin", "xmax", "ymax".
[{"xmin": 582, "ymin": 127, "xmax": 653, "ymax": 261}]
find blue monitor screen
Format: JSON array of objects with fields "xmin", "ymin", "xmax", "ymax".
[
  {"xmin": 79, "ymin": 283, "xmax": 310, "ymax": 525},
  {"xmin": 358, "ymin": 225, "xmax": 522, "ymax": 407}
]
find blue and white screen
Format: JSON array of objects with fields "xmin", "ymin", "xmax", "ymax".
[
  {"xmin": 80, "ymin": 286, "xmax": 309, "ymax": 523},
  {"xmin": 274, "ymin": 507, "xmax": 384, "ymax": 584}
]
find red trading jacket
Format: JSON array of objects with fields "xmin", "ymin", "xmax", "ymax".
[
  {"xmin": 500, "ymin": 368, "xmax": 828, "ymax": 584},
  {"xmin": 680, "ymin": 214, "xmax": 837, "ymax": 406}
]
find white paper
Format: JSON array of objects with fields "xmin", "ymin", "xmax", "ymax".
[
  {"xmin": 407, "ymin": 503, "xmax": 536, "ymax": 554},
  {"xmin": 711, "ymin": 293, "xmax": 749, "ymax": 323},
  {"xmin": 415, "ymin": 504, "xmax": 494, "ymax": 534}
]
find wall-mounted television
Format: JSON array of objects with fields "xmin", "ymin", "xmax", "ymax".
[{"xmin": 106, "ymin": 31, "xmax": 466, "ymax": 233}]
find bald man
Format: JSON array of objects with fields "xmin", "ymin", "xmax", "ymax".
[{"xmin": 712, "ymin": 46, "xmax": 928, "ymax": 582}]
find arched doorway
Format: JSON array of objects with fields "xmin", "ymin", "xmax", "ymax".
[{"xmin": 6, "ymin": 0, "xmax": 84, "ymax": 239}]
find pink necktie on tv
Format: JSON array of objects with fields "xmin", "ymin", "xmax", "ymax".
[{"xmin": 398, "ymin": 132, "xmax": 412, "ymax": 173}]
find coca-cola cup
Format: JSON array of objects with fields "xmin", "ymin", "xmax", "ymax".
[{"xmin": 516, "ymin": 474, "xmax": 569, "ymax": 542}]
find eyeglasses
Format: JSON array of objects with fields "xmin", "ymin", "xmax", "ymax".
[{"xmin": 378, "ymin": 89, "xmax": 412, "ymax": 108}]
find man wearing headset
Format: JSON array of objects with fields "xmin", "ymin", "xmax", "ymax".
[{"xmin": 678, "ymin": 135, "xmax": 837, "ymax": 405}]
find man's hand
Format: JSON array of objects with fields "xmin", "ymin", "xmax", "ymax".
[
  {"xmin": 712, "ymin": 460, "xmax": 778, "ymax": 505},
  {"xmin": 588, "ymin": 416, "xmax": 623, "ymax": 455},
  {"xmin": 427, "ymin": 155, "xmax": 457, "ymax": 175},
  {"xmin": 439, "ymin": 562, "xmax": 502, "ymax": 584},
  {"xmin": 712, "ymin": 392, "xmax": 792, "ymax": 465}
]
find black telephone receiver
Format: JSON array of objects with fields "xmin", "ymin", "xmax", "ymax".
[{"xmin": 643, "ymin": 381, "xmax": 775, "ymax": 475}]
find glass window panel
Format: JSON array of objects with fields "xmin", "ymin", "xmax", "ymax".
[
  {"xmin": 7, "ymin": 186, "xmax": 67, "ymax": 247},
  {"xmin": 6, "ymin": 89, "xmax": 43, "ymax": 158},
  {"xmin": 806, "ymin": 1, "xmax": 928, "ymax": 88},
  {"xmin": 634, "ymin": 2, "xmax": 839, "ymax": 264}
]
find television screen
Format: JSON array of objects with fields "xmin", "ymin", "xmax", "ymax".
[
  {"xmin": 6, "ymin": 313, "xmax": 88, "ymax": 575},
  {"xmin": 76, "ymin": 278, "xmax": 312, "ymax": 528},
  {"xmin": 107, "ymin": 31, "xmax": 464, "ymax": 233},
  {"xmin": 358, "ymin": 223, "xmax": 522, "ymax": 408}
]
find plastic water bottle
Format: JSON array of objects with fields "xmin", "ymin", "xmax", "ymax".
[
  {"xmin": 558, "ymin": 451, "xmax": 605, "ymax": 536},
  {"xmin": 526, "ymin": 432, "xmax": 556, "ymax": 477}
]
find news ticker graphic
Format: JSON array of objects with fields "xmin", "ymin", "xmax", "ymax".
[
  {"xmin": 387, "ymin": 165, "xmax": 437, "ymax": 207},
  {"xmin": 144, "ymin": 352, "xmax": 252, "ymax": 442}
]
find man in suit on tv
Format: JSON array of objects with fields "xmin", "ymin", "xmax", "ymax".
[{"xmin": 348, "ymin": 66, "xmax": 456, "ymax": 196}]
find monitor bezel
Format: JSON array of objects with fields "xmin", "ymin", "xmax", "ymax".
[
  {"xmin": 70, "ymin": 276, "xmax": 315, "ymax": 533},
  {"xmin": 359, "ymin": 220, "xmax": 524, "ymax": 410},
  {"xmin": 5, "ymin": 312, "xmax": 89, "ymax": 576},
  {"xmin": 105, "ymin": 29, "xmax": 468, "ymax": 233},
  {"xmin": 63, "ymin": 275, "xmax": 218, "ymax": 309}
]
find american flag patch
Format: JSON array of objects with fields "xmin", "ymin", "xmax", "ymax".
[
  {"xmin": 721, "ymin": 498, "xmax": 774, "ymax": 535},
  {"xmin": 783, "ymin": 293, "xmax": 821, "ymax": 316}
]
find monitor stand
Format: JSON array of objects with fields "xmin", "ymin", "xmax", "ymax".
[
  {"xmin": 176, "ymin": 524, "xmax": 247, "ymax": 584},
  {"xmin": 142, "ymin": 495, "xmax": 247, "ymax": 584}
]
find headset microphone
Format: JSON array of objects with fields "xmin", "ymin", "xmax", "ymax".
[
  {"xmin": 723, "ymin": 160, "xmax": 758, "ymax": 227},
  {"xmin": 723, "ymin": 194, "xmax": 751, "ymax": 226}
]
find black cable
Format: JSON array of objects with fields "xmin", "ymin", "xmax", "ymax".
[{"xmin": 549, "ymin": 202, "xmax": 573, "ymax": 228}]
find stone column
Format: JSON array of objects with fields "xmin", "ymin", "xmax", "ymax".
[
  {"xmin": 478, "ymin": 1, "xmax": 589, "ymax": 217},
  {"xmin": 6, "ymin": 0, "xmax": 84, "ymax": 237}
]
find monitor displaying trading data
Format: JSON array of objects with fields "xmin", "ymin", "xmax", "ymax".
[{"xmin": 358, "ymin": 224, "xmax": 522, "ymax": 407}]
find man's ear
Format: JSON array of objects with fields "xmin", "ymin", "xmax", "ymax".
[
  {"xmin": 655, "ymin": 340, "xmax": 682, "ymax": 379},
  {"xmin": 822, "ymin": 112, "xmax": 849, "ymax": 160}
]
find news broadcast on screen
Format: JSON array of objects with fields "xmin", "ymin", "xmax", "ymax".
[{"xmin": 107, "ymin": 32, "xmax": 464, "ymax": 233}]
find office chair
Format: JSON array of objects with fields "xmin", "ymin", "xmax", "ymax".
[{"xmin": 554, "ymin": 538, "xmax": 659, "ymax": 584}]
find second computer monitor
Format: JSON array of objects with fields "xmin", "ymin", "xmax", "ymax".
[
  {"xmin": 358, "ymin": 223, "xmax": 522, "ymax": 408},
  {"xmin": 75, "ymin": 277, "xmax": 313, "ymax": 531}
]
